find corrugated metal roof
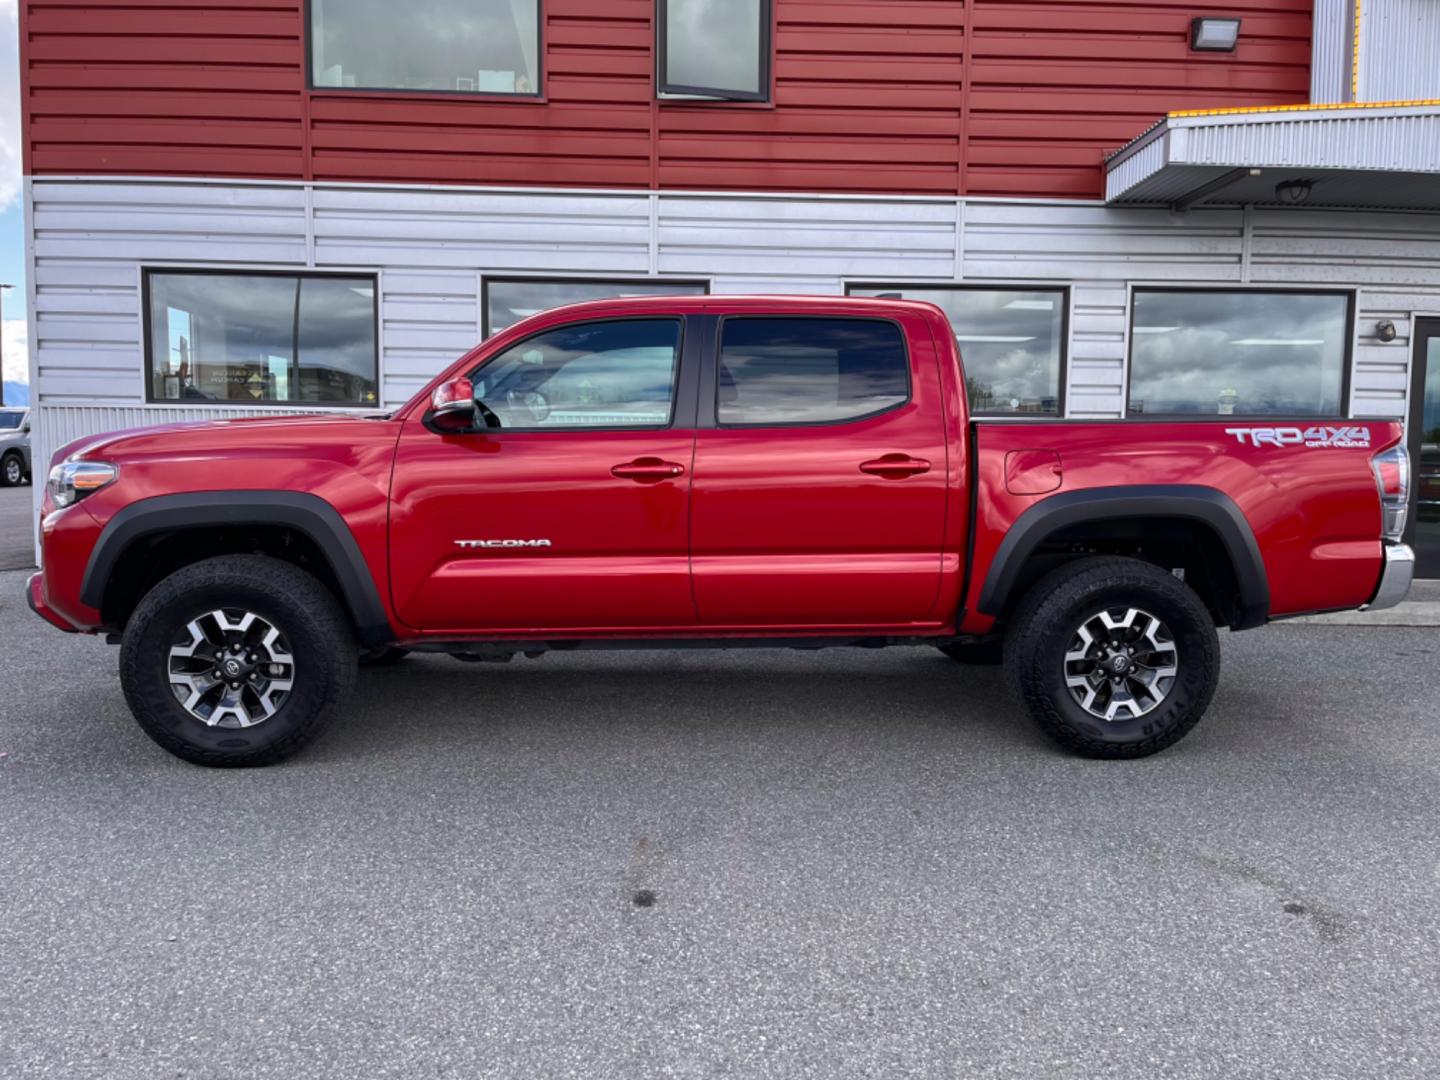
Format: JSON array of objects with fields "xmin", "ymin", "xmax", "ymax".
[{"xmin": 1106, "ymin": 103, "xmax": 1440, "ymax": 208}]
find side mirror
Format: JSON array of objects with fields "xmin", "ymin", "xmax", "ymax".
[
  {"xmin": 21, "ymin": 424, "xmax": 30, "ymax": 435},
  {"xmin": 426, "ymin": 377, "xmax": 477, "ymax": 434}
]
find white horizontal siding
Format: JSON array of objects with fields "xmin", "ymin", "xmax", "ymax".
[
  {"xmin": 1067, "ymin": 285, "xmax": 1130, "ymax": 419},
  {"xmin": 313, "ymin": 187, "xmax": 652, "ymax": 272},
  {"xmin": 380, "ymin": 269, "xmax": 480, "ymax": 405},
  {"xmin": 657, "ymin": 196, "xmax": 957, "ymax": 279},
  {"xmin": 23, "ymin": 177, "xmax": 1440, "ymax": 515}
]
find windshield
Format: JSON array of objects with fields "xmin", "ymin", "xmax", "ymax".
[{"xmin": 0, "ymin": 413, "xmax": 23, "ymax": 430}]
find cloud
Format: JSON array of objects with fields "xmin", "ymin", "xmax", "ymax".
[
  {"xmin": 3, "ymin": 316, "xmax": 27, "ymax": 384},
  {"xmin": 0, "ymin": 0, "xmax": 18, "ymax": 209}
]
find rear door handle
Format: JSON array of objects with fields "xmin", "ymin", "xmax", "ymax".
[
  {"xmin": 611, "ymin": 457, "xmax": 687, "ymax": 483},
  {"xmin": 859, "ymin": 454, "xmax": 931, "ymax": 478}
]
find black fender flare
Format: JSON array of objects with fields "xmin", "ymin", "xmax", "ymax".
[
  {"xmin": 80, "ymin": 490, "xmax": 393, "ymax": 648},
  {"xmin": 977, "ymin": 485, "xmax": 1270, "ymax": 630}
]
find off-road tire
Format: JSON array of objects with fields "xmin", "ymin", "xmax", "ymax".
[
  {"xmin": 120, "ymin": 555, "xmax": 357, "ymax": 767},
  {"xmin": 0, "ymin": 452, "xmax": 22, "ymax": 487},
  {"xmin": 936, "ymin": 640, "xmax": 1003, "ymax": 665},
  {"xmin": 1003, "ymin": 556, "xmax": 1220, "ymax": 759}
]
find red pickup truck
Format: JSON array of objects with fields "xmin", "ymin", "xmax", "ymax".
[{"xmin": 27, "ymin": 296, "xmax": 1414, "ymax": 767}]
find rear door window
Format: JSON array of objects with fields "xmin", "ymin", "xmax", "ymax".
[{"xmin": 717, "ymin": 317, "xmax": 909, "ymax": 426}]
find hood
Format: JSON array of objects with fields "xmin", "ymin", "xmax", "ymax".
[{"xmin": 53, "ymin": 412, "xmax": 394, "ymax": 467}]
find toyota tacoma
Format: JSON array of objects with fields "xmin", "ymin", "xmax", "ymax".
[{"xmin": 26, "ymin": 296, "xmax": 1414, "ymax": 766}]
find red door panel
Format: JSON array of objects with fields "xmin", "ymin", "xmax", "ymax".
[
  {"xmin": 389, "ymin": 428, "xmax": 695, "ymax": 632},
  {"xmin": 388, "ymin": 314, "xmax": 698, "ymax": 635},
  {"xmin": 690, "ymin": 313, "xmax": 949, "ymax": 628}
]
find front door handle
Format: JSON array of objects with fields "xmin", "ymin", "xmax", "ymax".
[
  {"xmin": 611, "ymin": 457, "xmax": 687, "ymax": 483},
  {"xmin": 859, "ymin": 454, "xmax": 931, "ymax": 479}
]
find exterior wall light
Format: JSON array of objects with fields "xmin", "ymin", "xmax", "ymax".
[
  {"xmin": 1190, "ymin": 17, "xmax": 1241, "ymax": 51},
  {"xmin": 1375, "ymin": 320, "xmax": 1398, "ymax": 343},
  {"xmin": 1275, "ymin": 179, "xmax": 1313, "ymax": 204}
]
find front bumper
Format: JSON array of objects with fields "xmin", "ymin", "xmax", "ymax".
[
  {"xmin": 26, "ymin": 572, "xmax": 80, "ymax": 633},
  {"xmin": 1362, "ymin": 543, "xmax": 1415, "ymax": 612}
]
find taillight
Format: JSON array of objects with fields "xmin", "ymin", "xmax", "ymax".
[{"xmin": 1371, "ymin": 445, "xmax": 1409, "ymax": 541}]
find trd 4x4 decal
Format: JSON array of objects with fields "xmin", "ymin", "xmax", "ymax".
[{"xmin": 1225, "ymin": 426, "xmax": 1371, "ymax": 449}]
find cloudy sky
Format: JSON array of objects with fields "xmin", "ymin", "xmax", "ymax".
[{"xmin": 0, "ymin": 0, "xmax": 25, "ymax": 396}]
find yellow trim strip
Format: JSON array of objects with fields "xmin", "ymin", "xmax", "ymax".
[{"xmin": 1169, "ymin": 98, "xmax": 1440, "ymax": 118}]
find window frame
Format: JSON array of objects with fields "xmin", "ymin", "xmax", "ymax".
[
  {"xmin": 709, "ymin": 313, "xmax": 914, "ymax": 430},
  {"xmin": 1124, "ymin": 285, "xmax": 1357, "ymax": 420},
  {"xmin": 304, "ymin": 0, "xmax": 545, "ymax": 100},
  {"xmin": 480, "ymin": 275, "xmax": 710, "ymax": 338},
  {"xmin": 844, "ymin": 282, "xmax": 1071, "ymax": 419},
  {"xmin": 657, "ymin": 0, "xmax": 773, "ymax": 103},
  {"xmin": 461, "ymin": 315, "xmax": 689, "ymax": 434},
  {"xmin": 141, "ymin": 266, "xmax": 382, "ymax": 410}
]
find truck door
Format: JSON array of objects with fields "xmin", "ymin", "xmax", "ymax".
[
  {"xmin": 690, "ymin": 312, "xmax": 949, "ymax": 627},
  {"xmin": 389, "ymin": 316, "xmax": 698, "ymax": 632}
]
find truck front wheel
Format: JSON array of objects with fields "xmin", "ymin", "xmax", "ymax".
[
  {"xmin": 119, "ymin": 555, "xmax": 357, "ymax": 767},
  {"xmin": 1003, "ymin": 556, "xmax": 1220, "ymax": 759}
]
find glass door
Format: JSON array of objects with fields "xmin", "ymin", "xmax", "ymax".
[{"xmin": 1408, "ymin": 319, "xmax": 1440, "ymax": 578}]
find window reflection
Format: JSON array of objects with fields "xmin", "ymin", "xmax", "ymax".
[
  {"xmin": 147, "ymin": 272, "xmax": 377, "ymax": 405},
  {"xmin": 470, "ymin": 319, "xmax": 680, "ymax": 428},
  {"xmin": 848, "ymin": 287, "xmax": 1064, "ymax": 414},
  {"xmin": 663, "ymin": 0, "xmax": 766, "ymax": 99},
  {"xmin": 310, "ymin": 0, "xmax": 540, "ymax": 95},
  {"xmin": 485, "ymin": 279, "xmax": 707, "ymax": 336},
  {"xmin": 1128, "ymin": 291, "xmax": 1349, "ymax": 416},
  {"xmin": 718, "ymin": 317, "xmax": 909, "ymax": 425}
]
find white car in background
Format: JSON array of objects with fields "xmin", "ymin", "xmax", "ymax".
[{"xmin": 0, "ymin": 408, "xmax": 31, "ymax": 487}]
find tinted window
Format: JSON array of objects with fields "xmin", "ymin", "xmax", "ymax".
[
  {"xmin": 1128, "ymin": 290, "xmax": 1350, "ymax": 416},
  {"xmin": 147, "ymin": 272, "xmax": 377, "ymax": 405},
  {"xmin": 662, "ymin": 0, "xmax": 768, "ymax": 100},
  {"xmin": 849, "ymin": 286, "xmax": 1065, "ymax": 415},
  {"xmin": 311, "ymin": 0, "xmax": 539, "ymax": 95},
  {"xmin": 717, "ymin": 318, "xmax": 908, "ymax": 426},
  {"xmin": 0, "ymin": 413, "xmax": 21, "ymax": 430},
  {"xmin": 471, "ymin": 319, "xmax": 681, "ymax": 429},
  {"xmin": 486, "ymin": 279, "xmax": 707, "ymax": 336}
]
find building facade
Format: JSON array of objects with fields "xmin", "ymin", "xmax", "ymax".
[{"xmin": 16, "ymin": 0, "xmax": 1440, "ymax": 570}]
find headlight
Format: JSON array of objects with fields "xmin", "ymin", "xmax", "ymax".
[{"xmin": 47, "ymin": 461, "xmax": 119, "ymax": 508}]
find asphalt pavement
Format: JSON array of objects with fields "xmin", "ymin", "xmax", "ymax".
[
  {"xmin": 2, "ymin": 566, "xmax": 1439, "ymax": 1079},
  {"xmin": 0, "ymin": 484, "xmax": 36, "ymax": 570}
]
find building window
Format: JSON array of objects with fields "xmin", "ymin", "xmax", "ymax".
[
  {"xmin": 847, "ymin": 286, "xmax": 1067, "ymax": 416},
  {"xmin": 717, "ymin": 317, "xmax": 909, "ymax": 426},
  {"xmin": 484, "ymin": 278, "xmax": 708, "ymax": 336},
  {"xmin": 146, "ymin": 271, "xmax": 379, "ymax": 406},
  {"xmin": 309, "ymin": 0, "xmax": 540, "ymax": 96},
  {"xmin": 660, "ymin": 0, "xmax": 770, "ymax": 101},
  {"xmin": 1128, "ymin": 289, "xmax": 1352, "ymax": 416},
  {"xmin": 470, "ymin": 319, "xmax": 682, "ymax": 429}
]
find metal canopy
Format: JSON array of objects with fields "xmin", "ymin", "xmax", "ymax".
[{"xmin": 1105, "ymin": 103, "xmax": 1440, "ymax": 211}]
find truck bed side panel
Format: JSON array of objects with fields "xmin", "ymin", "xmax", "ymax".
[{"xmin": 962, "ymin": 421, "xmax": 1402, "ymax": 633}]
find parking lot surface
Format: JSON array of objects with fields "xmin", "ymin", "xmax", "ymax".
[
  {"xmin": 2, "ymin": 566, "xmax": 1438, "ymax": 1079},
  {"xmin": 0, "ymin": 485, "xmax": 36, "ymax": 570}
]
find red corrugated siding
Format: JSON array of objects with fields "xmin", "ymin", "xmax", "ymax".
[{"xmin": 20, "ymin": 0, "xmax": 1313, "ymax": 199}]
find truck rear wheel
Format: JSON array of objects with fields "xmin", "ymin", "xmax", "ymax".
[
  {"xmin": 119, "ymin": 555, "xmax": 357, "ymax": 767},
  {"xmin": 1003, "ymin": 556, "xmax": 1219, "ymax": 759}
]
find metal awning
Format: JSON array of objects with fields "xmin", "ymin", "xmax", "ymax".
[{"xmin": 1105, "ymin": 102, "xmax": 1440, "ymax": 210}]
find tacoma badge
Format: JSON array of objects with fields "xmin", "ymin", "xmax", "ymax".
[{"xmin": 455, "ymin": 539, "xmax": 553, "ymax": 549}]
